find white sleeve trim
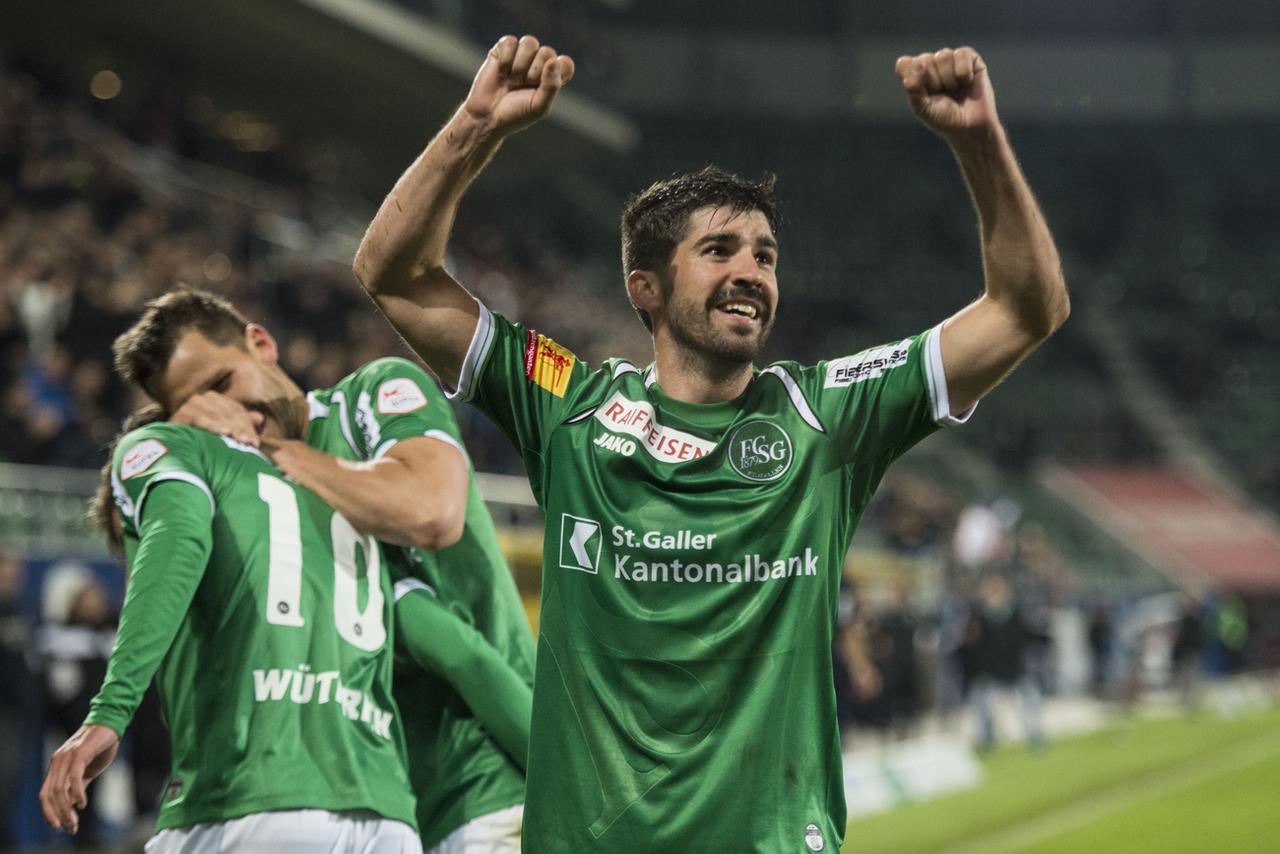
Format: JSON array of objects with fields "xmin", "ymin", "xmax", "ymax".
[
  {"xmin": 445, "ymin": 299, "xmax": 495, "ymax": 403},
  {"xmin": 762, "ymin": 365, "xmax": 825, "ymax": 434},
  {"xmin": 924, "ymin": 323, "xmax": 977, "ymax": 427},
  {"xmin": 393, "ymin": 576, "xmax": 437, "ymax": 603},
  {"xmin": 329, "ymin": 391, "xmax": 361, "ymax": 456},
  {"xmin": 372, "ymin": 429, "xmax": 469, "ymax": 465},
  {"xmin": 134, "ymin": 471, "xmax": 216, "ymax": 529}
]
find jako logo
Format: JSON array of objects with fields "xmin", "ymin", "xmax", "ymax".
[
  {"xmin": 593, "ymin": 432, "xmax": 636, "ymax": 457},
  {"xmin": 559, "ymin": 514, "xmax": 602, "ymax": 574},
  {"xmin": 727, "ymin": 420, "xmax": 792, "ymax": 482}
]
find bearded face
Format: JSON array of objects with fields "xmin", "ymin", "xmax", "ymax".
[
  {"xmin": 661, "ymin": 271, "xmax": 776, "ymax": 364},
  {"xmin": 653, "ymin": 206, "xmax": 779, "ymax": 367}
]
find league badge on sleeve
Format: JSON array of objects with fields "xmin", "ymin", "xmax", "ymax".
[
  {"xmin": 524, "ymin": 329, "xmax": 576, "ymax": 398},
  {"xmin": 121, "ymin": 439, "xmax": 168, "ymax": 480},
  {"xmin": 376, "ymin": 378, "xmax": 428, "ymax": 414}
]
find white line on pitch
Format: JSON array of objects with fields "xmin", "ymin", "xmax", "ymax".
[{"xmin": 938, "ymin": 730, "xmax": 1280, "ymax": 854}]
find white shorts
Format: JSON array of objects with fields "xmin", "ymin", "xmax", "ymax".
[
  {"xmin": 146, "ymin": 808, "xmax": 423, "ymax": 854},
  {"xmin": 427, "ymin": 805, "xmax": 523, "ymax": 854}
]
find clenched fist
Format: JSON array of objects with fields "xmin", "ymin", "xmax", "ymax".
[
  {"xmin": 895, "ymin": 47, "xmax": 998, "ymax": 140},
  {"xmin": 464, "ymin": 35, "xmax": 575, "ymax": 136}
]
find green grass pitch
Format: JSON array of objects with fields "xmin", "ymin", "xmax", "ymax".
[{"xmin": 843, "ymin": 705, "xmax": 1280, "ymax": 853}]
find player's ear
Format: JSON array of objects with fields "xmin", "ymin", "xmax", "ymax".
[
  {"xmin": 244, "ymin": 324, "xmax": 280, "ymax": 366},
  {"xmin": 627, "ymin": 270, "xmax": 662, "ymax": 318}
]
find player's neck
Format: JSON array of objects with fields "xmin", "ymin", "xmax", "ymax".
[{"xmin": 652, "ymin": 342, "xmax": 754, "ymax": 404}]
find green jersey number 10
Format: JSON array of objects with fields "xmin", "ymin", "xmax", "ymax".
[{"xmin": 257, "ymin": 473, "xmax": 387, "ymax": 652}]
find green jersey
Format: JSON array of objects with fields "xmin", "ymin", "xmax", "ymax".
[
  {"xmin": 89, "ymin": 424, "xmax": 416, "ymax": 832},
  {"xmin": 306, "ymin": 357, "xmax": 535, "ymax": 849},
  {"xmin": 451, "ymin": 305, "xmax": 969, "ymax": 853}
]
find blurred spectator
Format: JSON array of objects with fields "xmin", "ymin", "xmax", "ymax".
[
  {"xmin": 833, "ymin": 578, "xmax": 882, "ymax": 742},
  {"xmin": 0, "ymin": 553, "xmax": 36, "ymax": 847},
  {"xmin": 1086, "ymin": 601, "xmax": 1113, "ymax": 698},
  {"xmin": 866, "ymin": 583, "xmax": 921, "ymax": 739},
  {"xmin": 1170, "ymin": 594, "xmax": 1204, "ymax": 709},
  {"xmin": 960, "ymin": 575, "xmax": 1049, "ymax": 751},
  {"xmin": 868, "ymin": 475, "xmax": 955, "ymax": 557},
  {"xmin": 1206, "ymin": 593, "xmax": 1249, "ymax": 676},
  {"xmin": 953, "ymin": 497, "xmax": 1019, "ymax": 572},
  {"xmin": 38, "ymin": 576, "xmax": 117, "ymax": 846}
]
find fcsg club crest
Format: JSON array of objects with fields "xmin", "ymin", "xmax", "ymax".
[{"xmin": 727, "ymin": 420, "xmax": 793, "ymax": 482}]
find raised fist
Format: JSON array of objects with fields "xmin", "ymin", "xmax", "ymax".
[
  {"xmin": 894, "ymin": 47, "xmax": 998, "ymax": 140},
  {"xmin": 464, "ymin": 35, "xmax": 575, "ymax": 136}
]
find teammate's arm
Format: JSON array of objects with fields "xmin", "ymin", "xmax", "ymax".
[
  {"xmin": 394, "ymin": 585, "xmax": 532, "ymax": 770},
  {"xmin": 40, "ymin": 481, "xmax": 212, "ymax": 835},
  {"xmin": 259, "ymin": 435, "xmax": 468, "ymax": 550},
  {"xmin": 353, "ymin": 35, "xmax": 574, "ymax": 389},
  {"xmin": 894, "ymin": 48, "xmax": 1070, "ymax": 416}
]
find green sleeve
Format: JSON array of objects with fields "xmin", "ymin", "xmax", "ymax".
[
  {"xmin": 393, "ymin": 579, "xmax": 532, "ymax": 771},
  {"xmin": 343, "ymin": 357, "xmax": 468, "ymax": 460},
  {"xmin": 447, "ymin": 302, "xmax": 592, "ymax": 495},
  {"xmin": 802, "ymin": 324, "xmax": 972, "ymax": 466},
  {"xmin": 85, "ymin": 480, "xmax": 213, "ymax": 736}
]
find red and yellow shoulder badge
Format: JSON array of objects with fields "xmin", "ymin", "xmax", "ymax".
[{"xmin": 524, "ymin": 329, "xmax": 576, "ymax": 398}]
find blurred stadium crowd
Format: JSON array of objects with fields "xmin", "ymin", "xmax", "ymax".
[
  {"xmin": 0, "ymin": 53, "xmax": 645, "ymax": 476},
  {"xmin": 1, "ymin": 39, "xmax": 1276, "ymax": 849}
]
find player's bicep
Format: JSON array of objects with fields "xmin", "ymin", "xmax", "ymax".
[
  {"xmin": 939, "ymin": 295, "xmax": 1043, "ymax": 416},
  {"xmin": 385, "ymin": 436, "xmax": 469, "ymax": 524},
  {"xmin": 368, "ymin": 268, "xmax": 479, "ymax": 391}
]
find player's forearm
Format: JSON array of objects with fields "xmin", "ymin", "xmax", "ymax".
[
  {"xmin": 445, "ymin": 642, "xmax": 532, "ymax": 770},
  {"xmin": 950, "ymin": 126, "xmax": 1069, "ymax": 340},
  {"xmin": 87, "ymin": 486, "xmax": 212, "ymax": 735},
  {"xmin": 397, "ymin": 593, "xmax": 532, "ymax": 769},
  {"xmin": 263, "ymin": 439, "xmax": 463, "ymax": 550},
  {"xmin": 354, "ymin": 109, "xmax": 503, "ymax": 294}
]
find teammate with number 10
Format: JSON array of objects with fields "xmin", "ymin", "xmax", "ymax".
[
  {"xmin": 45, "ymin": 289, "xmax": 535, "ymax": 852},
  {"xmin": 354, "ymin": 35, "xmax": 1068, "ymax": 852},
  {"xmin": 40, "ymin": 408, "xmax": 422, "ymax": 851}
]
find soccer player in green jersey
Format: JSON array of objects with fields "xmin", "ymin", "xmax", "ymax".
[
  {"xmin": 40, "ymin": 408, "xmax": 422, "ymax": 851},
  {"xmin": 102, "ymin": 290, "xmax": 535, "ymax": 852},
  {"xmin": 353, "ymin": 36, "xmax": 1069, "ymax": 852}
]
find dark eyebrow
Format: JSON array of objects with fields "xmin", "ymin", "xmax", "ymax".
[{"xmin": 693, "ymin": 232, "xmax": 779, "ymax": 251}]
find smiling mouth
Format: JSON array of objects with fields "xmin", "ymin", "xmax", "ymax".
[
  {"xmin": 712, "ymin": 298, "xmax": 768, "ymax": 327},
  {"xmin": 718, "ymin": 301, "xmax": 760, "ymax": 319}
]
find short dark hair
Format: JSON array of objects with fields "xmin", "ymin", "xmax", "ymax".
[
  {"xmin": 621, "ymin": 166, "xmax": 779, "ymax": 331},
  {"xmin": 113, "ymin": 289, "xmax": 250, "ymax": 399},
  {"xmin": 89, "ymin": 404, "xmax": 167, "ymax": 557}
]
